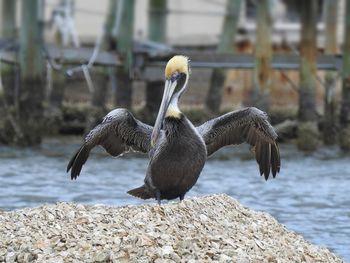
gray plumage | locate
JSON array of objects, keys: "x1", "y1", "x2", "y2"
[
  {"x1": 67, "y1": 109, "x2": 152, "y2": 179},
  {"x1": 139, "y1": 115, "x2": 207, "y2": 200},
  {"x1": 197, "y1": 107, "x2": 280, "y2": 180},
  {"x1": 67, "y1": 106, "x2": 280, "y2": 201},
  {"x1": 67, "y1": 55, "x2": 280, "y2": 203}
]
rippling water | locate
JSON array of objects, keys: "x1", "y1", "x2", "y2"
[{"x1": 0, "y1": 137, "x2": 349, "y2": 261}]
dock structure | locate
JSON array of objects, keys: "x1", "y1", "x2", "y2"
[
  {"x1": 145, "y1": 52, "x2": 342, "y2": 71},
  {"x1": 0, "y1": 40, "x2": 342, "y2": 76}
]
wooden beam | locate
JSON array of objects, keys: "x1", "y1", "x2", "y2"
[
  {"x1": 0, "y1": 42, "x2": 342, "y2": 71},
  {"x1": 0, "y1": 43, "x2": 121, "y2": 67},
  {"x1": 146, "y1": 53, "x2": 342, "y2": 71}
]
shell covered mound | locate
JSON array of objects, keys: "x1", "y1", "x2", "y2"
[{"x1": 0, "y1": 195, "x2": 344, "y2": 263}]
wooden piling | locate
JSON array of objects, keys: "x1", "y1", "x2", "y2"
[
  {"x1": 0, "y1": 0, "x2": 16, "y2": 107},
  {"x1": 323, "y1": 0, "x2": 339, "y2": 145},
  {"x1": 1, "y1": 0, "x2": 16, "y2": 37},
  {"x1": 340, "y1": 0, "x2": 350, "y2": 150},
  {"x1": 148, "y1": 0, "x2": 167, "y2": 43},
  {"x1": 253, "y1": 0, "x2": 272, "y2": 112},
  {"x1": 114, "y1": 0, "x2": 135, "y2": 109},
  {"x1": 85, "y1": 0, "x2": 118, "y2": 131},
  {"x1": 145, "y1": 0, "x2": 167, "y2": 124},
  {"x1": 205, "y1": 0, "x2": 241, "y2": 114},
  {"x1": 46, "y1": 1, "x2": 71, "y2": 133},
  {"x1": 18, "y1": 0, "x2": 45, "y2": 145},
  {"x1": 0, "y1": 0, "x2": 17, "y2": 144},
  {"x1": 297, "y1": 0, "x2": 320, "y2": 151}
]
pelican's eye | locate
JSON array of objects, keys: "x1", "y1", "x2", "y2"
[{"x1": 170, "y1": 71, "x2": 181, "y2": 82}]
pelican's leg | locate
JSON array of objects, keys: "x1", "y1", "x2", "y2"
[
  {"x1": 179, "y1": 194, "x2": 185, "y2": 202},
  {"x1": 155, "y1": 189, "x2": 161, "y2": 205}
]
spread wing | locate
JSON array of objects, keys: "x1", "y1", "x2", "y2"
[
  {"x1": 197, "y1": 107, "x2": 280, "y2": 180},
  {"x1": 67, "y1": 108, "x2": 152, "y2": 179}
]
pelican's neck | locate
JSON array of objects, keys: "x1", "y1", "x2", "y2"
[
  {"x1": 165, "y1": 97, "x2": 181, "y2": 118},
  {"x1": 165, "y1": 74, "x2": 188, "y2": 119}
]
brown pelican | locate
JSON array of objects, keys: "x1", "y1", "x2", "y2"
[{"x1": 67, "y1": 55, "x2": 280, "y2": 204}]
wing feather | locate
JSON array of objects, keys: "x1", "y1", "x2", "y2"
[
  {"x1": 271, "y1": 143, "x2": 280, "y2": 177},
  {"x1": 197, "y1": 107, "x2": 280, "y2": 180},
  {"x1": 67, "y1": 109, "x2": 152, "y2": 179}
]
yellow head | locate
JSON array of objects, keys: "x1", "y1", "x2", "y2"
[{"x1": 165, "y1": 55, "x2": 189, "y2": 79}]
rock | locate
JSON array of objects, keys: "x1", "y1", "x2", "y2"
[
  {"x1": 5, "y1": 252, "x2": 17, "y2": 263},
  {"x1": 274, "y1": 119, "x2": 297, "y2": 141},
  {"x1": 0, "y1": 195, "x2": 345, "y2": 263},
  {"x1": 160, "y1": 245, "x2": 174, "y2": 256},
  {"x1": 339, "y1": 126, "x2": 350, "y2": 150},
  {"x1": 219, "y1": 254, "x2": 232, "y2": 262},
  {"x1": 46, "y1": 256, "x2": 64, "y2": 263},
  {"x1": 297, "y1": 121, "x2": 320, "y2": 151},
  {"x1": 17, "y1": 252, "x2": 36, "y2": 263},
  {"x1": 67, "y1": 210, "x2": 76, "y2": 219},
  {"x1": 93, "y1": 251, "x2": 110, "y2": 262},
  {"x1": 137, "y1": 235, "x2": 154, "y2": 247}
]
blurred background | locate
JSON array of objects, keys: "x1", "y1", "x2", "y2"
[{"x1": 0, "y1": 0, "x2": 349, "y2": 261}]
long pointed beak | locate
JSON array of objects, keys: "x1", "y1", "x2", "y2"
[{"x1": 151, "y1": 79, "x2": 177, "y2": 147}]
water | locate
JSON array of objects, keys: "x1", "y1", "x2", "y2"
[{"x1": 0, "y1": 137, "x2": 349, "y2": 261}]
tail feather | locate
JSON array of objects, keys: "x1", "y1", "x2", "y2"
[
  {"x1": 127, "y1": 185, "x2": 153, "y2": 200},
  {"x1": 67, "y1": 145, "x2": 91, "y2": 180}
]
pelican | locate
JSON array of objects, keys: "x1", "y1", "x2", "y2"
[{"x1": 67, "y1": 55, "x2": 280, "y2": 204}]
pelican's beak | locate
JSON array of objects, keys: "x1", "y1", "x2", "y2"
[{"x1": 151, "y1": 79, "x2": 177, "y2": 147}]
